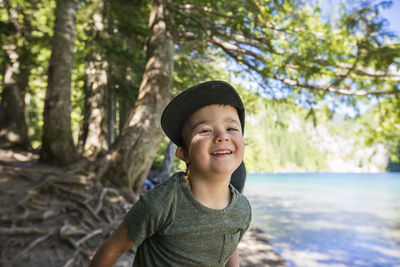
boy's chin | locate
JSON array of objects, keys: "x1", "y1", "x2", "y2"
[{"x1": 210, "y1": 166, "x2": 237, "y2": 177}]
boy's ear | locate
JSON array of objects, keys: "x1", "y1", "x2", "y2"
[{"x1": 175, "y1": 146, "x2": 187, "y2": 162}]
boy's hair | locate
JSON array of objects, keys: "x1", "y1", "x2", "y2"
[{"x1": 161, "y1": 81, "x2": 245, "y2": 147}]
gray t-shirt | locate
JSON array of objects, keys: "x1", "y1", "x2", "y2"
[{"x1": 124, "y1": 172, "x2": 252, "y2": 267}]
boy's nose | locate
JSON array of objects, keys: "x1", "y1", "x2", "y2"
[{"x1": 215, "y1": 131, "x2": 229, "y2": 142}]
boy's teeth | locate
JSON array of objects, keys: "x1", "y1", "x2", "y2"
[{"x1": 211, "y1": 150, "x2": 231, "y2": 155}]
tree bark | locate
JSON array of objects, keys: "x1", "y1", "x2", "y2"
[
  {"x1": 40, "y1": 0, "x2": 79, "y2": 164},
  {"x1": 104, "y1": 0, "x2": 116, "y2": 146},
  {"x1": 97, "y1": 0, "x2": 174, "y2": 193},
  {"x1": 106, "y1": 70, "x2": 116, "y2": 145},
  {"x1": 79, "y1": 55, "x2": 109, "y2": 157},
  {"x1": 118, "y1": 86, "x2": 136, "y2": 132},
  {"x1": 0, "y1": 6, "x2": 31, "y2": 150},
  {"x1": 78, "y1": 0, "x2": 110, "y2": 157}
]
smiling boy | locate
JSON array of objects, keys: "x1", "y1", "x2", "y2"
[{"x1": 89, "y1": 81, "x2": 252, "y2": 267}]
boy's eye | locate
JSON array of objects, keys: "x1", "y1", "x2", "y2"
[
  {"x1": 199, "y1": 129, "x2": 211, "y2": 133},
  {"x1": 227, "y1": 127, "x2": 239, "y2": 131}
]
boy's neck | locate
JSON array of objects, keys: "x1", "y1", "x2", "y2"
[{"x1": 186, "y1": 173, "x2": 232, "y2": 210}]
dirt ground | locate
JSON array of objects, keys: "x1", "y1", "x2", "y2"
[
  {"x1": 239, "y1": 228, "x2": 286, "y2": 266},
  {"x1": 0, "y1": 148, "x2": 285, "y2": 266}
]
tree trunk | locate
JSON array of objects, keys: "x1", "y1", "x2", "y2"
[
  {"x1": 104, "y1": 0, "x2": 116, "y2": 146},
  {"x1": 118, "y1": 86, "x2": 136, "y2": 132},
  {"x1": 106, "y1": 71, "x2": 116, "y2": 145},
  {"x1": 97, "y1": 0, "x2": 174, "y2": 193},
  {"x1": 0, "y1": 6, "x2": 31, "y2": 150},
  {"x1": 40, "y1": 0, "x2": 78, "y2": 164},
  {"x1": 78, "y1": 0, "x2": 111, "y2": 157},
  {"x1": 79, "y1": 55, "x2": 109, "y2": 157}
]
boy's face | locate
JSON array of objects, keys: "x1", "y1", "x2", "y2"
[{"x1": 176, "y1": 104, "x2": 244, "y2": 178}]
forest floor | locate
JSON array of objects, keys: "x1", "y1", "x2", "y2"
[{"x1": 0, "y1": 148, "x2": 285, "y2": 267}]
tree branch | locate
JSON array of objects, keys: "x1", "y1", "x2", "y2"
[
  {"x1": 275, "y1": 76, "x2": 400, "y2": 96},
  {"x1": 324, "y1": 44, "x2": 361, "y2": 91},
  {"x1": 171, "y1": 2, "x2": 400, "y2": 97}
]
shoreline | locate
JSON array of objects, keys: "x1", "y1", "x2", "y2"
[{"x1": 239, "y1": 228, "x2": 286, "y2": 267}]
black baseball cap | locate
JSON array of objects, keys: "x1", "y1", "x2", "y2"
[{"x1": 161, "y1": 81, "x2": 245, "y2": 146}]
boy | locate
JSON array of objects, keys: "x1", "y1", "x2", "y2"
[{"x1": 89, "y1": 81, "x2": 252, "y2": 267}]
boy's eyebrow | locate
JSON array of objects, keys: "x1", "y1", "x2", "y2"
[
  {"x1": 191, "y1": 120, "x2": 211, "y2": 131},
  {"x1": 224, "y1": 117, "x2": 241, "y2": 125},
  {"x1": 191, "y1": 117, "x2": 240, "y2": 131}
]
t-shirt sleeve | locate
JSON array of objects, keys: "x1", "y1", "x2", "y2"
[{"x1": 123, "y1": 179, "x2": 176, "y2": 246}]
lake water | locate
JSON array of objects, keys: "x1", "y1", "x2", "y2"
[{"x1": 244, "y1": 173, "x2": 400, "y2": 267}]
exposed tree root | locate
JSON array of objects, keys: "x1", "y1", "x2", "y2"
[
  {"x1": 0, "y1": 151, "x2": 136, "y2": 266},
  {"x1": 17, "y1": 231, "x2": 53, "y2": 257}
]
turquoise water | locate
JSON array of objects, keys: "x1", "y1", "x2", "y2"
[{"x1": 244, "y1": 173, "x2": 400, "y2": 267}]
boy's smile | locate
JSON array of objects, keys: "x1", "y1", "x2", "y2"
[
  {"x1": 177, "y1": 104, "x2": 244, "y2": 180},
  {"x1": 210, "y1": 149, "x2": 232, "y2": 156}
]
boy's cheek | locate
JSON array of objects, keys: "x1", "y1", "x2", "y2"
[
  {"x1": 237, "y1": 137, "x2": 245, "y2": 149},
  {"x1": 235, "y1": 140, "x2": 245, "y2": 156}
]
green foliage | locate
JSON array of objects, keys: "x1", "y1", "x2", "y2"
[
  {"x1": 360, "y1": 94, "x2": 400, "y2": 163},
  {"x1": 176, "y1": 0, "x2": 398, "y2": 98},
  {"x1": 27, "y1": 0, "x2": 55, "y2": 148},
  {"x1": 243, "y1": 95, "x2": 329, "y2": 172},
  {"x1": 0, "y1": 0, "x2": 55, "y2": 147}
]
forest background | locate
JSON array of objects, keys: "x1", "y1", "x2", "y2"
[
  {"x1": 0, "y1": 0, "x2": 400, "y2": 265},
  {"x1": 1, "y1": 0, "x2": 400, "y2": 179}
]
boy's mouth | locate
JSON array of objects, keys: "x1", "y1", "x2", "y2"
[{"x1": 210, "y1": 149, "x2": 232, "y2": 155}]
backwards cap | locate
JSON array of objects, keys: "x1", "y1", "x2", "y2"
[{"x1": 161, "y1": 81, "x2": 245, "y2": 146}]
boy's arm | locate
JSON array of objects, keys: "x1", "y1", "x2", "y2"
[
  {"x1": 89, "y1": 222, "x2": 134, "y2": 267},
  {"x1": 225, "y1": 249, "x2": 239, "y2": 267}
]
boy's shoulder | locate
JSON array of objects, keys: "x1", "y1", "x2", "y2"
[
  {"x1": 140, "y1": 172, "x2": 183, "y2": 204},
  {"x1": 153, "y1": 171, "x2": 183, "y2": 191},
  {"x1": 231, "y1": 185, "x2": 251, "y2": 208}
]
